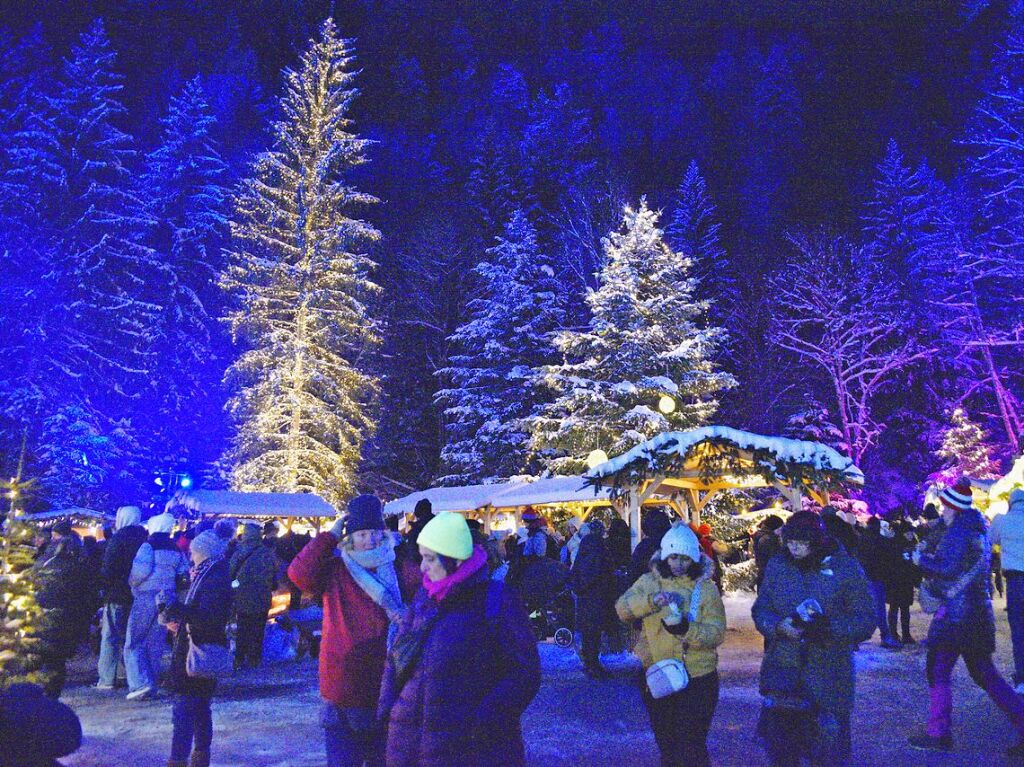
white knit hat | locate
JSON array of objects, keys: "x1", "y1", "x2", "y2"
[
  {"x1": 146, "y1": 513, "x2": 176, "y2": 535},
  {"x1": 660, "y1": 524, "x2": 701, "y2": 562}
]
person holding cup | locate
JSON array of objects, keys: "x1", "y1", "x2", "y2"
[
  {"x1": 616, "y1": 524, "x2": 726, "y2": 767},
  {"x1": 752, "y1": 510, "x2": 875, "y2": 766}
]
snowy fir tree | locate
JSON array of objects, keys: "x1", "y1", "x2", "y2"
[
  {"x1": 784, "y1": 399, "x2": 849, "y2": 455},
  {"x1": 861, "y1": 139, "x2": 950, "y2": 308},
  {"x1": 436, "y1": 209, "x2": 566, "y2": 484},
  {"x1": 1, "y1": 21, "x2": 157, "y2": 504},
  {"x1": 935, "y1": 407, "x2": 1001, "y2": 483},
  {"x1": 530, "y1": 199, "x2": 735, "y2": 474},
  {"x1": 951, "y1": 26, "x2": 1024, "y2": 454},
  {"x1": 142, "y1": 77, "x2": 230, "y2": 470},
  {"x1": 666, "y1": 160, "x2": 735, "y2": 326},
  {"x1": 0, "y1": 514, "x2": 47, "y2": 690},
  {"x1": 222, "y1": 19, "x2": 381, "y2": 509}
]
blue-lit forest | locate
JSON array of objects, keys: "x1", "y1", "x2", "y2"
[{"x1": 2, "y1": 1, "x2": 1024, "y2": 513}]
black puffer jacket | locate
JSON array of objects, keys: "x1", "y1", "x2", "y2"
[{"x1": 100, "y1": 525, "x2": 148, "y2": 605}]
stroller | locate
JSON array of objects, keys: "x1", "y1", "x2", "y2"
[{"x1": 526, "y1": 587, "x2": 576, "y2": 648}]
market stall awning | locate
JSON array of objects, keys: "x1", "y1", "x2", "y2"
[
  {"x1": 171, "y1": 490, "x2": 337, "y2": 519},
  {"x1": 383, "y1": 483, "x2": 507, "y2": 517},
  {"x1": 20, "y1": 507, "x2": 113, "y2": 526},
  {"x1": 587, "y1": 425, "x2": 863, "y2": 496},
  {"x1": 585, "y1": 425, "x2": 863, "y2": 547},
  {"x1": 383, "y1": 476, "x2": 612, "y2": 519}
]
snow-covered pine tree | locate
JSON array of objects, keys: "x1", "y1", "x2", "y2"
[
  {"x1": 783, "y1": 398, "x2": 850, "y2": 455},
  {"x1": 436, "y1": 209, "x2": 565, "y2": 484},
  {"x1": 11, "y1": 21, "x2": 158, "y2": 504},
  {"x1": 951, "y1": 26, "x2": 1024, "y2": 453},
  {"x1": 666, "y1": 160, "x2": 736, "y2": 327},
  {"x1": 530, "y1": 199, "x2": 735, "y2": 474},
  {"x1": 223, "y1": 19, "x2": 381, "y2": 510},
  {"x1": 861, "y1": 139, "x2": 950, "y2": 308},
  {"x1": 143, "y1": 77, "x2": 230, "y2": 470},
  {"x1": 935, "y1": 407, "x2": 1001, "y2": 483}
]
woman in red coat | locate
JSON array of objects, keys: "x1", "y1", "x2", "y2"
[{"x1": 288, "y1": 495, "x2": 418, "y2": 767}]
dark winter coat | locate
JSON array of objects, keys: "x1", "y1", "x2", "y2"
[
  {"x1": 32, "y1": 538, "x2": 90, "y2": 656},
  {"x1": 884, "y1": 530, "x2": 920, "y2": 606},
  {"x1": 629, "y1": 514, "x2": 672, "y2": 584},
  {"x1": 752, "y1": 543, "x2": 875, "y2": 719},
  {"x1": 753, "y1": 530, "x2": 783, "y2": 583},
  {"x1": 229, "y1": 539, "x2": 279, "y2": 616},
  {"x1": 164, "y1": 557, "x2": 232, "y2": 697},
  {"x1": 571, "y1": 532, "x2": 616, "y2": 617},
  {"x1": 855, "y1": 529, "x2": 895, "y2": 585},
  {"x1": 287, "y1": 532, "x2": 419, "y2": 708},
  {"x1": 919, "y1": 509, "x2": 995, "y2": 655},
  {"x1": 378, "y1": 569, "x2": 541, "y2": 767},
  {"x1": 100, "y1": 525, "x2": 148, "y2": 605}
]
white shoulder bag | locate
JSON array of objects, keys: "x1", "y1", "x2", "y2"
[{"x1": 645, "y1": 578, "x2": 706, "y2": 699}]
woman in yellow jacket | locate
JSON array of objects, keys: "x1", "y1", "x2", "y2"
[{"x1": 616, "y1": 524, "x2": 727, "y2": 767}]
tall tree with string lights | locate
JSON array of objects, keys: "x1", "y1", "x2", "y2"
[{"x1": 222, "y1": 19, "x2": 381, "y2": 509}]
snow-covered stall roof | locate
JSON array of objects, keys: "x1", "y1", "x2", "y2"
[
  {"x1": 489, "y1": 476, "x2": 609, "y2": 507},
  {"x1": 383, "y1": 483, "x2": 506, "y2": 517},
  {"x1": 587, "y1": 425, "x2": 864, "y2": 489},
  {"x1": 171, "y1": 490, "x2": 337, "y2": 519},
  {"x1": 383, "y1": 476, "x2": 610, "y2": 517},
  {"x1": 21, "y1": 508, "x2": 112, "y2": 525}
]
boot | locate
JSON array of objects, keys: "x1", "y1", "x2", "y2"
[
  {"x1": 887, "y1": 613, "x2": 900, "y2": 644},
  {"x1": 189, "y1": 751, "x2": 210, "y2": 767}
]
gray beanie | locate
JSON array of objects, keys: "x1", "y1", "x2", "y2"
[{"x1": 190, "y1": 530, "x2": 227, "y2": 563}]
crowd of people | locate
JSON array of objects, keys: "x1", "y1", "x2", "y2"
[{"x1": 8, "y1": 475, "x2": 1024, "y2": 766}]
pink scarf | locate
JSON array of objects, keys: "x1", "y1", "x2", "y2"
[{"x1": 423, "y1": 545, "x2": 488, "y2": 603}]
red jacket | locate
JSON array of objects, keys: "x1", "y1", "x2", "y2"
[{"x1": 288, "y1": 533, "x2": 418, "y2": 708}]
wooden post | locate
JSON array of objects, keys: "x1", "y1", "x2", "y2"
[
  {"x1": 626, "y1": 490, "x2": 642, "y2": 551},
  {"x1": 484, "y1": 509, "x2": 493, "y2": 534}
]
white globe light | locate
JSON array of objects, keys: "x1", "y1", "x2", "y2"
[
  {"x1": 658, "y1": 395, "x2": 677, "y2": 414},
  {"x1": 586, "y1": 449, "x2": 609, "y2": 470}
]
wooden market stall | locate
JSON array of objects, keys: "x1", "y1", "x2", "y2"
[
  {"x1": 383, "y1": 476, "x2": 668, "y2": 533},
  {"x1": 586, "y1": 425, "x2": 864, "y2": 548},
  {"x1": 168, "y1": 489, "x2": 337, "y2": 533},
  {"x1": 19, "y1": 507, "x2": 114, "y2": 539}
]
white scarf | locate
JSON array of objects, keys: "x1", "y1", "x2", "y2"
[{"x1": 340, "y1": 538, "x2": 406, "y2": 623}]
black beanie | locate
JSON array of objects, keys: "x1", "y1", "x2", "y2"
[
  {"x1": 345, "y1": 494, "x2": 384, "y2": 536},
  {"x1": 414, "y1": 498, "x2": 433, "y2": 519}
]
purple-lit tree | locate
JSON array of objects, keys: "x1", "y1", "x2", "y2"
[
  {"x1": 954, "y1": 26, "x2": 1024, "y2": 454},
  {"x1": 770, "y1": 235, "x2": 933, "y2": 464}
]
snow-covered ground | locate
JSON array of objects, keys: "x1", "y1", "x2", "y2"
[{"x1": 61, "y1": 593, "x2": 1017, "y2": 766}]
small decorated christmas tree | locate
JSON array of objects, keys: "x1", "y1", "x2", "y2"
[
  {"x1": 935, "y1": 407, "x2": 1000, "y2": 484},
  {"x1": 0, "y1": 513, "x2": 46, "y2": 688}
]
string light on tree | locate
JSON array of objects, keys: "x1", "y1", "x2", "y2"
[
  {"x1": 658, "y1": 395, "x2": 677, "y2": 414},
  {"x1": 586, "y1": 449, "x2": 609, "y2": 470}
]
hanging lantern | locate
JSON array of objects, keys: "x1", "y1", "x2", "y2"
[
  {"x1": 658, "y1": 395, "x2": 677, "y2": 414},
  {"x1": 586, "y1": 449, "x2": 609, "y2": 470}
]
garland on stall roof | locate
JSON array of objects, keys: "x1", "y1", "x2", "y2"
[{"x1": 587, "y1": 436, "x2": 855, "y2": 498}]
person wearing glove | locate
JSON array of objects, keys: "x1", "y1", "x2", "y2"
[
  {"x1": 288, "y1": 495, "x2": 420, "y2": 767},
  {"x1": 752, "y1": 510, "x2": 875, "y2": 766},
  {"x1": 616, "y1": 523, "x2": 726, "y2": 767}
]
